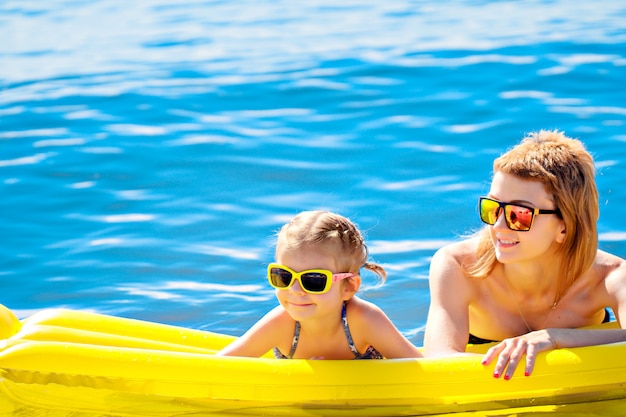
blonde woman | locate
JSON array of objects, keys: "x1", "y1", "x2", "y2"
[{"x1": 424, "y1": 130, "x2": 626, "y2": 379}]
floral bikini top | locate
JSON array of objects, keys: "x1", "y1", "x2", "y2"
[{"x1": 273, "y1": 302, "x2": 384, "y2": 360}]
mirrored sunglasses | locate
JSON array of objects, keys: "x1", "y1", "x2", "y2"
[{"x1": 478, "y1": 196, "x2": 560, "y2": 232}]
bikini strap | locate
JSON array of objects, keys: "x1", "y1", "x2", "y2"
[
  {"x1": 341, "y1": 301, "x2": 362, "y2": 358},
  {"x1": 273, "y1": 320, "x2": 301, "y2": 359},
  {"x1": 286, "y1": 321, "x2": 300, "y2": 359}
]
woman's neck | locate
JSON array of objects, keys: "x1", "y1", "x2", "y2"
[{"x1": 500, "y1": 259, "x2": 560, "y2": 299}]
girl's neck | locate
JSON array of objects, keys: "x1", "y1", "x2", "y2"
[{"x1": 296, "y1": 303, "x2": 346, "y2": 336}]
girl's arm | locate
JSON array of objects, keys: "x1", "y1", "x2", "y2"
[{"x1": 216, "y1": 306, "x2": 287, "y2": 357}]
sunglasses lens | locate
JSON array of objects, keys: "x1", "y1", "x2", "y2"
[
  {"x1": 479, "y1": 198, "x2": 500, "y2": 225},
  {"x1": 269, "y1": 267, "x2": 293, "y2": 288},
  {"x1": 300, "y1": 272, "x2": 329, "y2": 293},
  {"x1": 505, "y1": 205, "x2": 533, "y2": 231}
]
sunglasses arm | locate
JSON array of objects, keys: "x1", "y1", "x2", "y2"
[{"x1": 332, "y1": 273, "x2": 355, "y2": 282}]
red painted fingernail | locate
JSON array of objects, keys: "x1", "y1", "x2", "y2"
[
  {"x1": 504, "y1": 375, "x2": 511, "y2": 381},
  {"x1": 493, "y1": 372, "x2": 500, "y2": 378},
  {"x1": 525, "y1": 371, "x2": 530, "y2": 377},
  {"x1": 481, "y1": 360, "x2": 487, "y2": 365}
]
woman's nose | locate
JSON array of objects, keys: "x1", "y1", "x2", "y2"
[{"x1": 492, "y1": 207, "x2": 509, "y2": 230}]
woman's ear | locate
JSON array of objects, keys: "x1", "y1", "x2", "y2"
[
  {"x1": 342, "y1": 275, "x2": 361, "y2": 300},
  {"x1": 555, "y1": 224, "x2": 567, "y2": 244}
]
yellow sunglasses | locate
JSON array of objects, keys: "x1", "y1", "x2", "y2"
[{"x1": 267, "y1": 263, "x2": 354, "y2": 294}]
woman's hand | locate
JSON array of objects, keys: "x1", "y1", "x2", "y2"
[{"x1": 481, "y1": 329, "x2": 558, "y2": 380}]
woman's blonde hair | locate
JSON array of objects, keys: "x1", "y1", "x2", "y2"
[
  {"x1": 276, "y1": 210, "x2": 386, "y2": 283},
  {"x1": 466, "y1": 130, "x2": 598, "y2": 304}
]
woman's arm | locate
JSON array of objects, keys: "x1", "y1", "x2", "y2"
[
  {"x1": 481, "y1": 327, "x2": 626, "y2": 380},
  {"x1": 483, "y1": 253, "x2": 626, "y2": 379},
  {"x1": 423, "y1": 243, "x2": 477, "y2": 357}
]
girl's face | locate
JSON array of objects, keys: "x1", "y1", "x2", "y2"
[
  {"x1": 273, "y1": 246, "x2": 357, "y2": 323},
  {"x1": 487, "y1": 172, "x2": 566, "y2": 264}
]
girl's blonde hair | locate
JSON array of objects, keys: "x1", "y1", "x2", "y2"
[
  {"x1": 466, "y1": 130, "x2": 598, "y2": 304},
  {"x1": 276, "y1": 210, "x2": 386, "y2": 283}
]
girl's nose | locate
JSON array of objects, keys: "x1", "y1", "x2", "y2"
[{"x1": 288, "y1": 278, "x2": 306, "y2": 294}]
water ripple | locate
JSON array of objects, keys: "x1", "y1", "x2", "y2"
[{"x1": 0, "y1": 153, "x2": 49, "y2": 167}]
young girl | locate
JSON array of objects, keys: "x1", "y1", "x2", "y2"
[
  {"x1": 217, "y1": 210, "x2": 422, "y2": 359},
  {"x1": 424, "y1": 130, "x2": 626, "y2": 379}
]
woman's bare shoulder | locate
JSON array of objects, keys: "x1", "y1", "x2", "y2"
[
  {"x1": 594, "y1": 249, "x2": 626, "y2": 289},
  {"x1": 433, "y1": 236, "x2": 479, "y2": 263},
  {"x1": 429, "y1": 237, "x2": 482, "y2": 292},
  {"x1": 596, "y1": 249, "x2": 626, "y2": 267}
]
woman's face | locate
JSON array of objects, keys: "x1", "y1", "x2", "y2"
[{"x1": 487, "y1": 172, "x2": 566, "y2": 264}]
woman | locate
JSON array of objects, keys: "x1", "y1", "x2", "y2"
[{"x1": 423, "y1": 130, "x2": 626, "y2": 379}]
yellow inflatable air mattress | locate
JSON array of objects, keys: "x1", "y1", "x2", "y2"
[{"x1": 0, "y1": 304, "x2": 625, "y2": 416}]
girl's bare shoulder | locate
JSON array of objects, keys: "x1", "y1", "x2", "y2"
[{"x1": 345, "y1": 297, "x2": 391, "y2": 328}]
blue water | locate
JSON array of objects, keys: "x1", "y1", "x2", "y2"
[{"x1": 2, "y1": 0, "x2": 626, "y2": 356}]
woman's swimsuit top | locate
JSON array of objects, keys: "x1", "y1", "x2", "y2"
[
  {"x1": 468, "y1": 308, "x2": 613, "y2": 345},
  {"x1": 273, "y1": 302, "x2": 384, "y2": 359}
]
